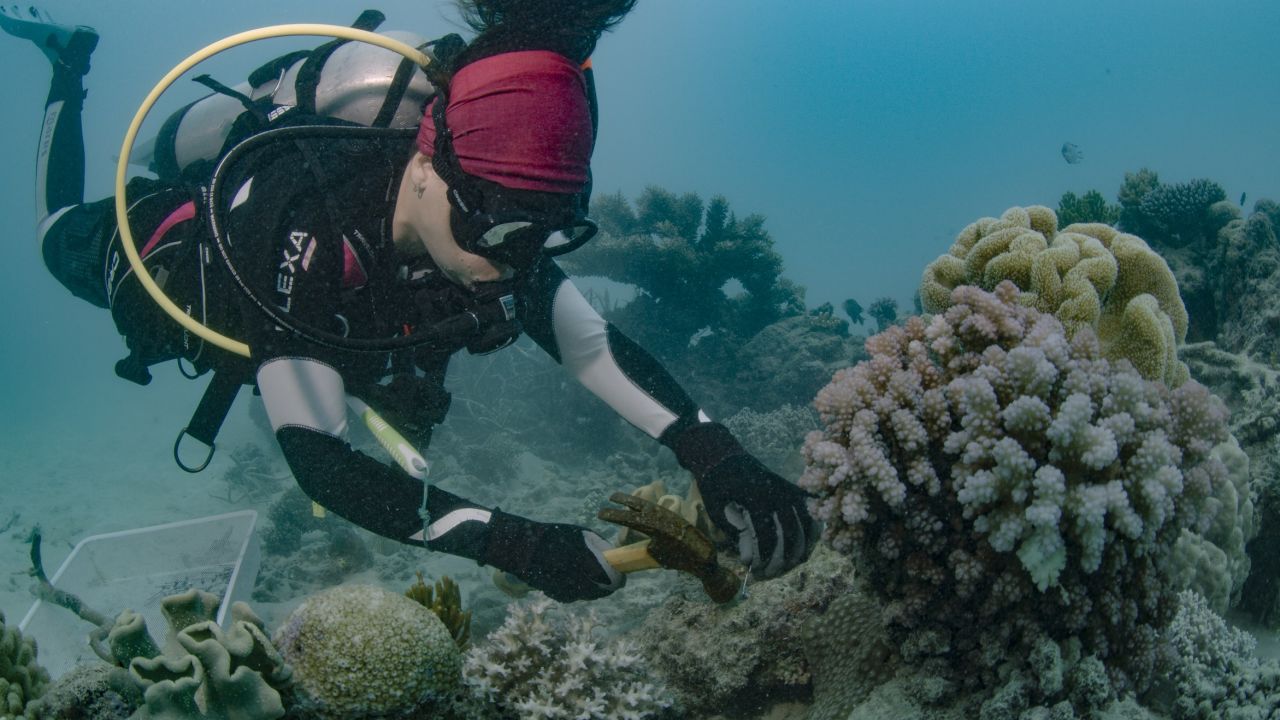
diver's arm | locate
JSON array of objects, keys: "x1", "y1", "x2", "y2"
[
  {"x1": 517, "y1": 257, "x2": 818, "y2": 578},
  {"x1": 255, "y1": 356, "x2": 428, "y2": 543},
  {"x1": 516, "y1": 257, "x2": 706, "y2": 439}
]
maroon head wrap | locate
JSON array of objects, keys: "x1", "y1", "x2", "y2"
[{"x1": 417, "y1": 50, "x2": 593, "y2": 195}]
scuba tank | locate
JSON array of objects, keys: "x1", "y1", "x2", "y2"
[{"x1": 129, "y1": 28, "x2": 434, "y2": 181}]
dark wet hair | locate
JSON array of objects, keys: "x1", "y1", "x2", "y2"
[{"x1": 454, "y1": 0, "x2": 638, "y2": 64}]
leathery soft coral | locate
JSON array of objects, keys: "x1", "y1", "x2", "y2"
[
  {"x1": 800, "y1": 281, "x2": 1243, "y2": 697},
  {"x1": 461, "y1": 594, "x2": 673, "y2": 720}
]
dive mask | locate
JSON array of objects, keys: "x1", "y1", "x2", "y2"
[{"x1": 430, "y1": 89, "x2": 598, "y2": 270}]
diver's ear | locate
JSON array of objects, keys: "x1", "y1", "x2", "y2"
[{"x1": 407, "y1": 151, "x2": 434, "y2": 194}]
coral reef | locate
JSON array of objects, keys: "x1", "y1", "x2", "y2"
[
  {"x1": 406, "y1": 573, "x2": 472, "y2": 649},
  {"x1": 1057, "y1": 189, "x2": 1120, "y2": 227},
  {"x1": 31, "y1": 663, "x2": 138, "y2": 720},
  {"x1": 721, "y1": 403, "x2": 819, "y2": 478},
  {"x1": 565, "y1": 187, "x2": 805, "y2": 365},
  {"x1": 803, "y1": 590, "x2": 899, "y2": 720},
  {"x1": 799, "y1": 282, "x2": 1250, "y2": 701},
  {"x1": 635, "y1": 545, "x2": 856, "y2": 715},
  {"x1": 1181, "y1": 342, "x2": 1280, "y2": 628},
  {"x1": 1113, "y1": 170, "x2": 1280, "y2": 354},
  {"x1": 730, "y1": 312, "x2": 867, "y2": 413},
  {"x1": 460, "y1": 594, "x2": 673, "y2": 719},
  {"x1": 123, "y1": 590, "x2": 292, "y2": 720},
  {"x1": 919, "y1": 205, "x2": 1189, "y2": 386},
  {"x1": 1150, "y1": 590, "x2": 1280, "y2": 719},
  {"x1": 1117, "y1": 170, "x2": 1228, "y2": 248},
  {"x1": 1, "y1": 609, "x2": 50, "y2": 718},
  {"x1": 868, "y1": 297, "x2": 899, "y2": 332},
  {"x1": 272, "y1": 584, "x2": 460, "y2": 719}
]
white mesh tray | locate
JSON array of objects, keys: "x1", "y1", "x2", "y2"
[{"x1": 19, "y1": 510, "x2": 260, "y2": 679}]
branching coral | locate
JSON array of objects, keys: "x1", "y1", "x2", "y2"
[
  {"x1": 920, "y1": 205, "x2": 1189, "y2": 386},
  {"x1": 800, "y1": 282, "x2": 1247, "y2": 699},
  {"x1": 461, "y1": 594, "x2": 673, "y2": 719}
]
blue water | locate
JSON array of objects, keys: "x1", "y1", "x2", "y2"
[{"x1": 0, "y1": 1, "x2": 1277, "y2": 716}]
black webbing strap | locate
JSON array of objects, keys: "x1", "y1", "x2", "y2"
[
  {"x1": 430, "y1": 90, "x2": 485, "y2": 215},
  {"x1": 371, "y1": 57, "x2": 418, "y2": 128},
  {"x1": 173, "y1": 368, "x2": 247, "y2": 473},
  {"x1": 296, "y1": 9, "x2": 386, "y2": 115}
]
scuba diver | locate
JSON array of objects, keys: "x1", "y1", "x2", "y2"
[{"x1": 2, "y1": 0, "x2": 818, "y2": 603}]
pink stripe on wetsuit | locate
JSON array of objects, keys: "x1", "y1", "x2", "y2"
[{"x1": 140, "y1": 201, "x2": 367, "y2": 288}]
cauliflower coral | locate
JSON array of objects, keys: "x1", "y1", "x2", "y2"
[{"x1": 800, "y1": 281, "x2": 1245, "y2": 694}]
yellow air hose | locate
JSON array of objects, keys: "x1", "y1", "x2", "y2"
[{"x1": 113, "y1": 24, "x2": 431, "y2": 359}]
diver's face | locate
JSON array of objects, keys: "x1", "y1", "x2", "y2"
[{"x1": 392, "y1": 153, "x2": 511, "y2": 289}]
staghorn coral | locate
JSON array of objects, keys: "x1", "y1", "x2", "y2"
[
  {"x1": 799, "y1": 282, "x2": 1248, "y2": 700},
  {"x1": 461, "y1": 594, "x2": 673, "y2": 720},
  {"x1": 919, "y1": 205, "x2": 1189, "y2": 387},
  {"x1": 1, "y1": 609, "x2": 50, "y2": 719},
  {"x1": 272, "y1": 584, "x2": 460, "y2": 719}
]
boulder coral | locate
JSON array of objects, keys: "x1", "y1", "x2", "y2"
[
  {"x1": 920, "y1": 205, "x2": 1189, "y2": 387},
  {"x1": 272, "y1": 584, "x2": 461, "y2": 719},
  {"x1": 800, "y1": 282, "x2": 1249, "y2": 698}
]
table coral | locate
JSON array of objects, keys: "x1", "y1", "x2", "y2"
[
  {"x1": 272, "y1": 584, "x2": 460, "y2": 719},
  {"x1": 800, "y1": 281, "x2": 1248, "y2": 700},
  {"x1": 920, "y1": 205, "x2": 1189, "y2": 387}
]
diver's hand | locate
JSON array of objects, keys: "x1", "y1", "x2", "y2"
[
  {"x1": 669, "y1": 422, "x2": 818, "y2": 578},
  {"x1": 480, "y1": 511, "x2": 625, "y2": 602},
  {"x1": 423, "y1": 487, "x2": 624, "y2": 602}
]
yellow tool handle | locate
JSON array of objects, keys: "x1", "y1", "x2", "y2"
[{"x1": 603, "y1": 540, "x2": 661, "y2": 573}]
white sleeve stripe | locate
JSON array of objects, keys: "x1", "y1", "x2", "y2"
[
  {"x1": 551, "y1": 281, "x2": 678, "y2": 438},
  {"x1": 426, "y1": 508, "x2": 493, "y2": 540},
  {"x1": 230, "y1": 177, "x2": 254, "y2": 210},
  {"x1": 256, "y1": 357, "x2": 349, "y2": 437}
]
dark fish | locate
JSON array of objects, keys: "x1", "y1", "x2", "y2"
[
  {"x1": 1241, "y1": 192, "x2": 1247, "y2": 207},
  {"x1": 1061, "y1": 142, "x2": 1084, "y2": 164}
]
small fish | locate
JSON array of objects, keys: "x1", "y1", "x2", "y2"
[
  {"x1": 1241, "y1": 192, "x2": 1247, "y2": 207},
  {"x1": 1061, "y1": 142, "x2": 1084, "y2": 164}
]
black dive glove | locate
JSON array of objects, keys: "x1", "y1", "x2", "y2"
[
  {"x1": 667, "y1": 422, "x2": 818, "y2": 578},
  {"x1": 423, "y1": 486, "x2": 625, "y2": 602}
]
